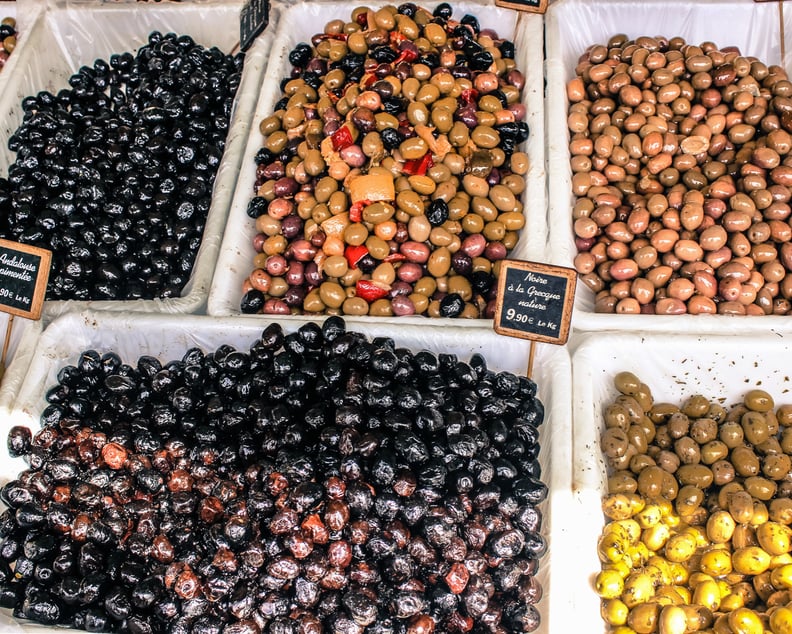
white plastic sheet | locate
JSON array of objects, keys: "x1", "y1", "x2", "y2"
[
  {"x1": 0, "y1": 0, "x2": 278, "y2": 318},
  {"x1": 0, "y1": 1, "x2": 45, "y2": 107},
  {"x1": 544, "y1": 0, "x2": 792, "y2": 334},
  {"x1": 569, "y1": 331, "x2": 792, "y2": 634},
  {"x1": 0, "y1": 314, "x2": 43, "y2": 421},
  {"x1": 10, "y1": 310, "x2": 572, "y2": 634},
  {"x1": 208, "y1": 0, "x2": 547, "y2": 329}
]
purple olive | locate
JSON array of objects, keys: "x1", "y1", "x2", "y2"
[
  {"x1": 281, "y1": 215, "x2": 304, "y2": 240},
  {"x1": 391, "y1": 295, "x2": 416, "y2": 316}
]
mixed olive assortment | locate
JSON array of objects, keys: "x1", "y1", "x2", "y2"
[
  {"x1": 568, "y1": 35, "x2": 792, "y2": 315},
  {"x1": 0, "y1": 32, "x2": 243, "y2": 301},
  {"x1": 241, "y1": 2, "x2": 530, "y2": 318},
  {"x1": 596, "y1": 373, "x2": 792, "y2": 634},
  {"x1": 0, "y1": 318, "x2": 548, "y2": 632},
  {"x1": 0, "y1": 17, "x2": 16, "y2": 69}
]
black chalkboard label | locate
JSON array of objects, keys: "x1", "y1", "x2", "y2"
[
  {"x1": 493, "y1": 260, "x2": 576, "y2": 344},
  {"x1": 0, "y1": 239, "x2": 51, "y2": 320},
  {"x1": 240, "y1": 0, "x2": 269, "y2": 52},
  {"x1": 494, "y1": 0, "x2": 547, "y2": 13}
]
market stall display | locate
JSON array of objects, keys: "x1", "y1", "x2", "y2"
[
  {"x1": 570, "y1": 333, "x2": 792, "y2": 634},
  {"x1": 209, "y1": 0, "x2": 546, "y2": 326},
  {"x1": 545, "y1": 0, "x2": 792, "y2": 333},
  {"x1": 0, "y1": 1, "x2": 275, "y2": 318},
  {"x1": 6, "y1": 311, "x2": 571, "y2": 633}
]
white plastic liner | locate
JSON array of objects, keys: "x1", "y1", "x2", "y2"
[
  {"x1": 209, "y1": 0, "x2": 547, "y2": 328},
  {"x1": 9, "y1": 310, "x2": 572, "y2": 634},
  {"x1": 569, "y1": 331, "x2": 792, "y2": 634},
  {"x1": 0, "y1": 0, "x2": 278, "y2": 317},
  {"x1": 0, "y1": 314, "x2": 43, "y2": 422},
  {"x1": 544, "y1": 0, "x2": 792, "y2": 334},
  {"x1": 0, "y1": 1, "x2": 45, "y2": 104}
]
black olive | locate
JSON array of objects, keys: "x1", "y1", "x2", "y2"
[
  {"x1": 288, "y1": 43, "x2": 312, "y2": 68},
  {"x1": 499, "y1": 40, "x2": 516, "y2": 59},
  {"x1": 7, "y1": 426, "x2": 32, "y2": 458},
  {"x1": 378, "y1": 128, "x2": 401, "y2": 151},
  {"x1": 432, "y1": 2, "x2": 452, "y2": 18},
  {"x1": 439, "y1": 293, "x2": 465, "y2": 318}
]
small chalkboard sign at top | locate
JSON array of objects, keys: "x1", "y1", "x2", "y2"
[
  {"x1": 239, "y1": 0, "x2": 270, "y2": 52},
  {"x1": 0, "y1": 239, "x2": 51, "y2": 321},
  {"x1": 493, "y1": 259, "x2": 576, "y2": 345},
  {"x1": 494, "y1": 0, "x2": 548, "y2": 14}
]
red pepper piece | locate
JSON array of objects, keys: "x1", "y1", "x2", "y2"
[
  {"x1": 363, "y1": 73, "x2": 378, "y2": 88},
  {"x1": 389, "y1": 31, "x2": 408, "y2": 46},
  {"x1": 383, "y1": 253, "x2": 406, "y2": 263},
  {"x1": 356, "y1": 12, "x2": 368, "y2": 26},
  {"x1": 393, "y1": 48, "x2": 418, "y2": 65},
  {"x1": 460, "y1": 87, "x2": 479, "y2": 106},
  {"x1": 356, "y1": 279, "x2": 389, "y2": 303},
  {"x1": 331, "y1": 125, "x2": 354, "y2": 152},
  {"x1": 345, "y1": 245, "x2": 369, "y2": 269},
  {"x1": 402, "y1": 152, "x2": 434, "y2": 176},
  {"x1": 349, "y1": 200, "x2": 370, "y2": 223}
]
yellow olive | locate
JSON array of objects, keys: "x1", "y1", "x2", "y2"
[
  {"x1": 658, "y1": 605, "x2": 687, "y2": 634},
  {"x1": 627, "y1": 602, "x2": 660, "y2": 634},
  {"x1": 664, "y1": 532, "x2": 697, "y2": 563},
  {"x1": 769, "y1": 606, "x2": 792, "y2": 634},
  {"x1": 727, "y1": 607, "x2": 764, "y2": 634},
  {"x1": 692, "y1": 579, "x2": 721, "y2": 612},
  {"x1": 706, "y1": 510, "x2": 736, "y2": 543},
  {"x1": 601, "y1": 598, "x2": 630, "y2": 626},
  {"x1": 595, "y1": 568, "x2": 625, "y2": 599},
  {"x1": 732, "y1": 546, "x2": 772, "y2": 575},
  {"x1": 622, "y1": 571, "x2": 656, "y2": 607},
  {"x1": 699, "y1": 548, "x2": 733, "y2": 577}
]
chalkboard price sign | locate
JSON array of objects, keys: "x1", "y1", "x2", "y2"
[
  {"x1": 493, "y1": 260, "x2": 576, "y2": 344},
  {"x1": 494, "y1": 0, "x2": 548, "y2": 14},
  {"x1": 0, "y1": 239, "x2": 51, "y2": 320},
  {"x1": 239, "y1": 0, "x2": 269, "y2": 52}
]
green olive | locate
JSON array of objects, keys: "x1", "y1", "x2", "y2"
[
  {"x1": 399, "y1": 136, "x2": 429, "y2": 160},
  {"x1": 745, "y1": 389, "x2": 775, "y2": 412},
  {"x1": 430, "y1": 106, "x2": 454, "y2": 133},
  {"x1": 471, "y1": 125, "x2": 500, "y2": 149}
]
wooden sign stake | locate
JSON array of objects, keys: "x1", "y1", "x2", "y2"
[
  {"x1": 493, "y1": 260, "x2": 577, "y2": 380},
  {"x1": 0, "y1": 314, "x2": 13, "y2": 380},
  {"x1": 527, "y1": 340, "x2": 537, "y2": 380}
]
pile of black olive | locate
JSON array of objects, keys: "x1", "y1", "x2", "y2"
[
  {"x1": 1, "y1": 318, "x2": 547, "y2": 633},
  {"x1": 0, "y1": 31, "x2": 243, "y2": 301}
]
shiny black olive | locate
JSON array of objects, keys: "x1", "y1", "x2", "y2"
[{"x1": 433, "y1": 2, "x2": 452, "y2": 18}]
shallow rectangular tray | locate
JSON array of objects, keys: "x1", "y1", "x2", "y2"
[
  {"x1": 208, "y1": 0, "x2": 547, "y2": 328},
  {"x1": 9, "y1": 310, "x2": 572, "y2": 633},
  {"x1": 569, "y1": 331, "x2": 792, "y2": 633},
  {"x1": 0, "y1": 0, "x2": 278, "y2": 318},
  {"x1": 544, "y1": 0, "x2": 792, "y2": 334}
]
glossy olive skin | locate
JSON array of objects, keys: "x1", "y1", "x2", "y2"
[
  {"x1": 597, "y1": 372, "x2": 792, "y2": 634},
  {"x1": 0, "y1": 31, "x2": 244, "y2": 301},
  {"x1": 2, "y1": 317, "x2": 547, "y2": 632},
  {"x1": 569, "y1": 35, "x2": 792, "y2": 317},
  {"x1": 242, "y1": 3, "x2": 530, "y2": 319}
]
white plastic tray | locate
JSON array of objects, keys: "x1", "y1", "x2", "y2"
[
  {"x1": 0, "y1": 0, "x2": 278, "y2": 317},
  {"x1": 0, "y1": 314, "x2": 43, "y2": 422},
  {"x1": 0, "y1": 1, "x2": 44, "y2": 102},
  {"x1": 570, "y1": 331, "x2": 792, "y2": 634},
  {"x1": 545, "y1": 0, "x2": 792, "y2": 334},
  {"x1": 9, "y1": 310, "x2": 572, "y2": 634},
  {"x1": 209, "y1": 0, "x2": 547, "y2": 328}
]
